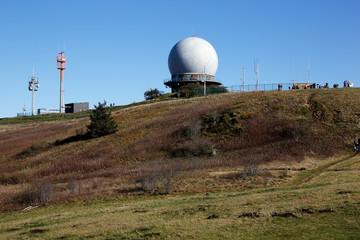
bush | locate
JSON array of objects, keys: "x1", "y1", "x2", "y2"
[
  {"x1": 202, "y1": 108, "x2": 242, "y2": 136},
  {"x1": 87, "y1": 101, "x2": 118, "y2": 138},
  {"x1": 179, "y1": 84, "x2": 228, "y2": 98},
  {"x1": 16, "y1": 142, "x2": 52, "y2": 159},
  {"x1": 170, "y1": 137, "x2": 214, "y2": 158},
  {"x1": 15, "y1": 182, "x2": 53, "y2": 205},
  {"x1": 67, "y1": 180, "x2": 83, "y2": 195},
  {"x1": 207, "y1": 85, "x2": 228, "y2": 94},
  {"x1": 138, "y1": 166, "x2": 179, "y2": 194},
  {"x1": 179, "y1": 83, "x2": 201, "y2": 98},
  {"x1": 144, "y1": 88, "x2": 161, "y2": 100},
  {"x1": 242, "y1": 161, "x2": 260, "y2": 179}
]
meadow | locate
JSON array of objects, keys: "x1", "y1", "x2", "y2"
[{"x1": 0, "y1": 88, "x2": 359, "y2": 239}]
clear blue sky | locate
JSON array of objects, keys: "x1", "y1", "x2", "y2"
[{"x1": 0, "y1": 0, "x2": 359, "y2": 118}]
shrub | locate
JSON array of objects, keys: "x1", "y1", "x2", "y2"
[
  {"x1": 15, "y1": 182, "x2": 53, "y2": 205},
  {"x1": 15, "y1": 142, "x2": 52, "y2": 159},
  {"x1": 179, "y1": 84, "x2": 228, "y2": 98},
  {"x1": 87, "y1": 101, "x2": 118, "y2": 138},
  {"x1": 139, "y1": 172, "x2": 173, "y2": 194},
  {"x1": 140, "y1": 174, "x2": 158, "y2": 192},
  {"x1": 67, "y1": 180, "x2": 84, "y2": 194},
  {"x1": 137, "y1": 161, "x2": 187, "y2": 194},
  {"x1": 202, "y1": 108, "x2": 242, "y2": 136},
  {"x1": 179, "y1": 83, "x2": 201, "y2": 98},
  {"x1": 175, "y1": 120, "x2": 202, "y2": 140},
  {"x1": 207, "y1": 85, "x2": 228, "y2": 94},
  {"x1": 170, "y1": 137, "x2": 214, "y2": 158},
  {"x1": 241, "y1": 159, "x2": 260, "y2": 179}
]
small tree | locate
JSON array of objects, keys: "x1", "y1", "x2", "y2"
[
  {"x1": 87, "y1": 101, "x2": 118, "y2": 138},
  {"x1": 144, "y1": 88, "x2": 161, "y2": 100}
]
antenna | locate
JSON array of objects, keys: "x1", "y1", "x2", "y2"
[
  {"x1": 254, "y1": 60, "x2": 259, "y2": 91},
  {"x1": 28, "y1": 69, "x2": 39, "y2": 116},
  {"x1": 308, "y1": 57, "x2": 310, "y2": 84},
  {"x1": 192, "y1": 28, "x2": 195, "y2": 37},
  {"x1": 240, "y1": 67, "x2": 245, "y2": 92},
  {"x1": 22, "y1": 103, "x2": 26, "y2": 117},
  {"x1": 57, "y1": 52, "x2": 66, "y2": 114},
  {"x1": 292, "y1": 58, "x2": 295, "y2": 84}
]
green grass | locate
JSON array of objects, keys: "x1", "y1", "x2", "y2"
[
  {"x1": 0, "y1": 95, "x2": 181, "y2": 125},
  {"x1": 1, "y1": 154, "x2": 359, "y2": 239},
  {"x1": 0, "y1": 186, "x2": 358, "y2": 239},
  {"x1": 0, "y1": 110, "x2": 92, "y2": 124}
]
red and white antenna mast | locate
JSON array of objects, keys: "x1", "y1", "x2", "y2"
[{"x1": 57, "y1": 52, "x2": 66, "y2": 114}]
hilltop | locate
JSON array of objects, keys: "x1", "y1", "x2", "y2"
[{"x1": 0, "y1": 88, "x2": 359, "y2": 239}]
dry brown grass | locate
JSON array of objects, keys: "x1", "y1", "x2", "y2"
[{"x1": 0, "y1": 89, "x2": 359, "y2": 212}]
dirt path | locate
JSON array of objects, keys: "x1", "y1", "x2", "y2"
[{"x1": 289, "y1": 152, "x2": 358, "y2": 186}]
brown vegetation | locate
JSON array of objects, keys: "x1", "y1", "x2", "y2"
[{"x1": 0, "y1": 88, "x2": 359, "y2": 212}]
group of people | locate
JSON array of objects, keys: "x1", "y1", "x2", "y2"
[
  {"x1": 344, "y1": 80, "x2": 351, "y2": 87},
  {"x1": 277, "y1": 82, "x2": 342, "y2": 90}
]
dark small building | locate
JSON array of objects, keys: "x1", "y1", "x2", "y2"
[{"x1": 65, "y1": 102, "x2": 89, "y2": 113}]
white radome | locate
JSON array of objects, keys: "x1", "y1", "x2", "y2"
[{"x1": 168, "y1": 37, "x2": 218, "y2": 76}]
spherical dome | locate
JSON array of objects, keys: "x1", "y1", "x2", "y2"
[{"x1": 168, "y1": 37, "x2": 218, "y2": 76}]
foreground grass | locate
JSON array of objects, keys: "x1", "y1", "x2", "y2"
[{"x1": 1, "y1": 154, "x2": 359, "y2": 239}]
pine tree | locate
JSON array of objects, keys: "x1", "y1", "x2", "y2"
[{"x1": 87, "y1": 101, "x2": 118, "y2": 138}]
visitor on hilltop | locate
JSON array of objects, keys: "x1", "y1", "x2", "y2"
[{"x1": 354, "y1": 138, "x2": 360, "y2": 152}]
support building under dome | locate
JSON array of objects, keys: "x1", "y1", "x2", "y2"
[{"x1": 164, "y1": 37, "x2": 221, "y2": 93}]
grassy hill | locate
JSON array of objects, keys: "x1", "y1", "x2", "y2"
[{"x1": 0, "y1": 88, "x2": 359, "y2": 239}]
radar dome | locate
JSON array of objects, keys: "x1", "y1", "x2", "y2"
[{"x1": 168, "y1": 37, "x2": 218, "y2": 76}]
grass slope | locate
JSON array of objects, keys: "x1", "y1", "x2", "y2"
[{"x1": 0, "y1": 88, "x2": 360, "y2": 239}]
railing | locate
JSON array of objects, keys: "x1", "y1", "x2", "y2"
[
  {"x1": 164, "y1": 77, "x2": 222, "y2": 83},
  {"x1": 226, "y1": 82, "x2": 321, "y2": 92},
  {"x1": 163, "y1": 78, "x2": 347, "y2": 92}
]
